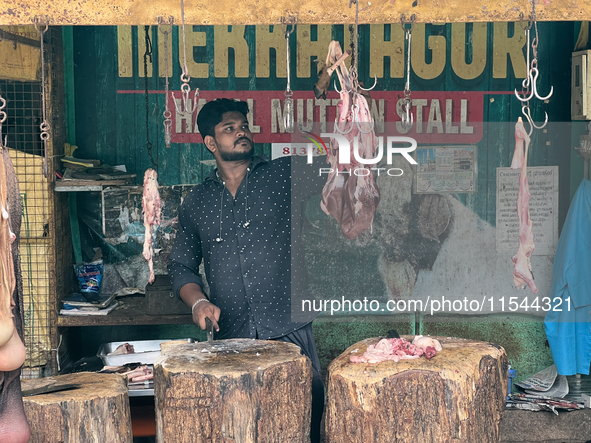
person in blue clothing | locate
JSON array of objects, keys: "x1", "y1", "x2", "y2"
[
  {"x1": 169, "y1": 98, "x2": 325, "y2": 442},
  {"x1": 545, "y1": 179, "x2": 591, "y2": 376}
]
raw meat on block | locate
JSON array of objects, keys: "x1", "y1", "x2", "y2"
[{"x1": 349, "y1": 337, "x2": 439, "y2": 364}]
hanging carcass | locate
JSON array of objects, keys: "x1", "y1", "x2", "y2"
[
  {"x1": 316, "y1": 41, "x2": 380, "y2": 240},
  {"x1": 511, "y1": 117, "x2": 537, "y2": 294},
  {"x1": 142, "y1": 169, "x2": 162, "y2": 284}
]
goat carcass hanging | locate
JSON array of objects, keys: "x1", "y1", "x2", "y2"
[
  {"x1": 511, "y1": 118, "x2": 537, "y2": 294},
  {"x1": 142, "y1": 169, "x2": 161, "y2": 284},
  {"x1": 318, "y1": 41, "x2": 380, "y2": 240}
]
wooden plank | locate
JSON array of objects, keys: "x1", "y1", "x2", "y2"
[
  {"x1": 154, "y1": 91, "x2": 179, "y2": 185},
  {"x1": 485, "y1": 22, "x2": 519, "y2": 226},
  {"x1": 155, "y1": 340, "x2": 312, "y2": 443},
  {"x1": 114, "y1": 93, "x2": 137, "y2": 176},
  {"x1": 444, "y1": 23, "x2": 489, "y2": 219},
  {"x1": 95, "y1": 26, "x2": 118, "y2": 166},
  {"x1": 0, "y1": 28, "x2": 40, "y2": 48},
  {"x1": 72, "y1": 26, "x2": 98, "y2": 160},
  {"x1": 542, "y1": 21, "x2": 573, "y2": 230},
  {"x1": 327, "y1": 336, "x2": 508, "y2": 443},
  {"x1": 23, "y1": 373, "x2": 132, "y2": 443},
  {"x1": 134, "y1": 26, "x2": 161, "y2": 183},
  {"x1": 55, "y1": 179, "x2": 129, "y2": 188},
  {"x1": 62, "y1": 26, "x2": 76, "y2": 145},
  {"x1": 57, "y1": 296, "x2": 193, "y2": 327},
  {"x1": 68, "y1": 192, "x2": 82, "y2": 263},
  {"x1": 0, "y1": 0, "x2": 584, "y2": 26}
]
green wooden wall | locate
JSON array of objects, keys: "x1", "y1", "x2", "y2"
[
  {"x1": 71, "y1": 23, "x2": 574, "y2": 227},
  {"x1": 67, "y1": 23, "x2": 576, "y2": 382}
]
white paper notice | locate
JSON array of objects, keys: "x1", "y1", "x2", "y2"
[{"x1": 496, "y1": 166, "x2": 559, "y2": 255}]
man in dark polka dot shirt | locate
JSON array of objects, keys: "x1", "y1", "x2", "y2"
[{"x1": 169, "y1": 98, "x2": 325, "y2": 442}]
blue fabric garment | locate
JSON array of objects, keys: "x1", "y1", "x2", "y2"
[{"x1": 544, "y1": 179, "x2": 591, "y2": 375}]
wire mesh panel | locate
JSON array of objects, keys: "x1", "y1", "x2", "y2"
[{"x1": 0, "y1": 25, "x2": 68, "y2": 377}]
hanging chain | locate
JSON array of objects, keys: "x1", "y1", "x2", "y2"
[
  {"x1": 521, "y1": 26, "x2": 532, "y2": 98},
  {"x1": 348, "y1": 0, "x2": 360, "y2": 94},
  {"x1": 34, "y1": 17, "x2": 50, "y2": 178},
  {"x1": 0, "y1": 96, "x2": 6, "y2": 147},
  {"x1": 400, "y1": 14, "x2": 416, "y2": 131},
  {"x1": 173, "y1": 0, "x2": 197, "y2": 116},
  {"x1": 530, "y1": 1, "x2": 539, "y2": 71},
  {"x1": 282, "y1": 19, "x2": 295, "y2": 133},
  {"x1": 158, "y1": 16, "x2": 174, "y2": 148},
  {"x1": 143, "y1": 26, "x2": 158, "y2": 169},
  {"x1": 523, "y1": 0, "x2": 553, "y2": 102},
  {"x1": 518, "y1": 12, "x2": 533, "y2": 91}
]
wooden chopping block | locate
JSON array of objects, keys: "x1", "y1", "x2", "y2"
[
  {"x1": 159, "y1": 340, "x2": 190, "y2": 354},
  {"x1": 326, "y1": 336, "x2": 508, "y2": 443},
  {"x1": 22, "y1": 372, "x2": 132, "y2": 443},
  {"x1": 154, "y1": 338, "x2": 312, "y2": 443}
]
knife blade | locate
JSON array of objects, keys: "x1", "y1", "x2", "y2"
[
  {"x1": 205, "y1": 317, "x2": 214, "y2": 344},
  {"x1": 22, "y1": 383, "x2": 81, "y2": 397}
]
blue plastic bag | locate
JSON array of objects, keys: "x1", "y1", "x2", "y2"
[{"x1": 74, "y1": 260, "x2": 103, "y2": 294}]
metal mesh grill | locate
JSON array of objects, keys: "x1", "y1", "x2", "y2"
[
  {"x1": 1, "y1": 82, "x2": 44, "y2": 156},
  {"x1": 0, "y1": 26, "x2": 68, "y2": 378}
]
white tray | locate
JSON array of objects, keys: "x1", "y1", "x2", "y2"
[{"x1": 97, "y1": 338, "x2": 194, "y2": 366}]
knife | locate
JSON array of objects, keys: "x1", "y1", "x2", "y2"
[
  {"x1": 205, "y1": 317, "x2": 214, "y2": 344},
  {"x1": 22, "y1": 383, "x2": 81, "y2": 397}
]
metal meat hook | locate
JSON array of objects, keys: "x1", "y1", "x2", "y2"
[
  {"x1": 172, "y1": 82, "x2": 196, "y2": 116},
  {"x1": 515, "y1": 83, "x2": 534, "y2": 102},
  {"x1": 334, "y1": 81, "x2": 352, "y2": 94},
  {"x1": 521, "y1": 105, "x2": 548, "y2": 136},
  {"x1": 334, "y1": 106, "x2": 355, "y2": 135},
  {"x1": 358, "y1": 76, "x2": 377, "y2": 91},
  {"x1": 530, "y1": 67, "x2": 553, "y2": 101},
  {"x1": 400, "y1": 100, "x2": 413, "y2": 132},
  {"x1": 514, "y1": 28, "x2": 533, "y2": 102},
  {"x1": 353, "y1": 105, "x2": 374, "y2": 134}
]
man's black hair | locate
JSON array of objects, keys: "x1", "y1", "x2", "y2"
[{"x1": 197, "y1": 98, "x2": 249, "y2": 139}]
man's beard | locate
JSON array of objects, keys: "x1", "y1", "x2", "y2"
[{"x1": 218, "y1": 138, "x2": 254, "y2": 162}]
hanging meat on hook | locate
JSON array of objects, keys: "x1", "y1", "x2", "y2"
[
  {"x1": 142, "y1": 169, "x2": 162, "y2": 285},
  {"x1": 511, "y1": 117, "x2": 537, "y2": 294},
  {"x1": 313, "y1": 48, "x2": 351, "y2": 100},
  {"x1": 319, "y1": 41, "x2": 380, "y2": 240}
]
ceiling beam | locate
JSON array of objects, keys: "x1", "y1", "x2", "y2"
[{"x1": 0, "y1": 0, "x2": 587, "y2": 26}]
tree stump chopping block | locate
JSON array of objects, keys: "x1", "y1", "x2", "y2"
[
  {"x1": 21, "y1": 372, "x2": 132, "y2": 443},
  {"x1": 154, "y1": 338, "x2": 312, "y2": 443},
  {"x1": 326, "y1": 336, "x2": 508, "y2": 443}
]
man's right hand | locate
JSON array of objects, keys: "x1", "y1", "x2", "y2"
[
  {"x1": 193, "y1": 300, "x2": 221, "y2": 332},
  {"x1": 179, "y1": 283, "x2": 221, "y2": 332}
]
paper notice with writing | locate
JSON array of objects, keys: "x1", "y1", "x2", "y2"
[
  {"x1": 496, "y1": 166, "x2": 558, "y2": 255},
  {"x1": 415, "y1": 146, "x2": 477, "y2": 193}
]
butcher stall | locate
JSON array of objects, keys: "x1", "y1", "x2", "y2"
[{"x1": 1, "y1": 0, "x2": 591, "y2": 442}]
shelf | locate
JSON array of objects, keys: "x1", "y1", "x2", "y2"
[
  {"x1": 54, "y1": 179, "x2": 130, "y2": 192},
  {"x1": 57, "y1": 296, "x2": 193, "y2": 327}
]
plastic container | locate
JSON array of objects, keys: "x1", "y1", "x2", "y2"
[
  {"x1": 508, "y1": 365, "x2": 516, "y2": 400},
  {"x1": 97, "y1": 338, "x2": 194, "y2": 366}
]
